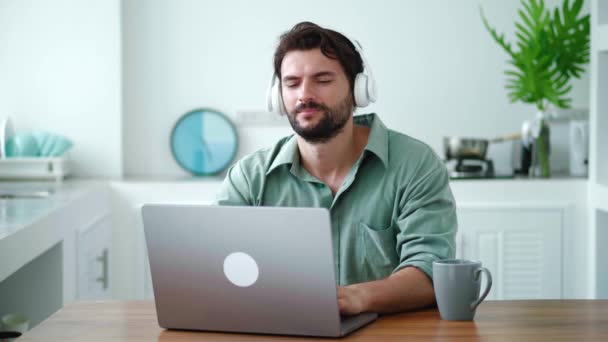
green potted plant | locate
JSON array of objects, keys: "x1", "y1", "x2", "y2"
[{"x1": 480, "y1": 0, "x2": 590, "y2": 177}]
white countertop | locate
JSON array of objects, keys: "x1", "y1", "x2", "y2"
[
  {"x1": 0, "y1": 180, "x2": 109, "y2": 282},
  {"x1": 0, "y1": 181, "x2": 106, "y2": 236},
  {"x1": 0, "y1": 176, "x2": 588, "y2": 244}
]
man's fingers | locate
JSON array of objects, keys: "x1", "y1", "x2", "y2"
[
  {"x1": 338, "y1": 299, "x2": 350, "y2": 314},
  {"x1": 337, "y1": 287, "x2": 357, "y2": 315}
]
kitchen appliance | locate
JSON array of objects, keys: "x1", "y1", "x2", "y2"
[
  {"x1": 512, "y1": 117, "x2": 589, "y2": 176},
  {"x1": 512, "y1": 141, "x2": 533, "y2": 175},
  {"x1": 445, "y1": 158, "x2": 495, "y2": 179},
  {"x1": 443, "y1": 133, "x2": 519, "y2": 179},
  {"x1": 569, "y1": 120, "x2": 589, "y2": 176},
  {"x1": 443, "y1": 133, "x2": 521, "y2": 160}
]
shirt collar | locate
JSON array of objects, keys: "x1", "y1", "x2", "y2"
[
  {"x1": 355, "y1": 113, "x2": 389, "y2": 168},
  {"x1": 265, "y1": 113, "x2": 389, "y2": 176},
  {"x1": 266, "y1": 134, "x2": 299, "y2": 175}
]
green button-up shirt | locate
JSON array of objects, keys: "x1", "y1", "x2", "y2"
[{"x1": 214, "y1": 113, "x2": 456, "y2": 285}]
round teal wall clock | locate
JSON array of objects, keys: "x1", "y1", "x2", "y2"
[{"x1": 170, "y1": 108, "x2": 238, "y2": 175}]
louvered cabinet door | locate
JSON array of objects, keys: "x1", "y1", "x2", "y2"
[{"x1": 457, "y1": 207, "x2": 563, "y2": 300}]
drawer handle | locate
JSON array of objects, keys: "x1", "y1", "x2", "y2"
[{"x1": 96, "y1": 248, "x2": 109, "y2": 290}]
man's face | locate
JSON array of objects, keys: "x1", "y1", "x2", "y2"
[{"x1": 280, "y1": 48, "x2": 354, "y2": 143}]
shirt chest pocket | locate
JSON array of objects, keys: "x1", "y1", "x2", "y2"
[{"x1": 358, "y1": 222, "x2": 400, "y2": 280}]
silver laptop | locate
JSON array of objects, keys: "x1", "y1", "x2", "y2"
[{"x1": 142, "y1": 204, "x2": 377, "y2": 337}]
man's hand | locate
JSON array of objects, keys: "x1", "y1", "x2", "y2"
[
  {"x1": 337, "y1": 267, "x2": 436, "y2": 315},
  {"x1": 337, "y1": 285, "x2": 367, "y2": 315}
]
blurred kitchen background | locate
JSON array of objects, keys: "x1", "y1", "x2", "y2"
[
  {"x1": 1, "y1": 0, "x2": 607, "y2": 335},
  {"x1": 0, "y1": 0, "x2": 591, "y2": 178}
]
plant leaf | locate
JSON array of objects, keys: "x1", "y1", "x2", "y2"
[{"x1": 481, "y1": 0, "x2": 589, "y2": 110}]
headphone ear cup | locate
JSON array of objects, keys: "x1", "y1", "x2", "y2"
[
  {"x1": 276, "y1": 86, "x2": 287, "y2": 115},
  {"x1": 266, "y1": 80, "x2": 275, "y2": 112},
  {"x1": 271, "y1": 82, "x2": 280, "y2": 113},
  {"x1": 270, "y1": 81, "x2": 287, "y2": 115},
  {"x1": 267, "y1": 78, "x2": 281, "y2": 114},
  {"x1": 267, "y1": 76, "x2": 278, "y2": 113},
  {"x1": 354, "y1": 73, "x2": 369, "y2": 108},
  {"x1": 367, "y1": 73, "x2": 377, "y2": 103}
]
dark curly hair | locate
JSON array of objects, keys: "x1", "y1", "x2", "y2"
[{"x1": 273, "y1": 22, "x2": 364, "y2": 93}]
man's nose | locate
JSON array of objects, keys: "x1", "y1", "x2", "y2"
[{"x1": 297, "y1": 80, "x2": 316, "y2": 104}]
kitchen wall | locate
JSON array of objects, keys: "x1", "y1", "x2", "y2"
[
  {"x1": 122, "y1": 0, "x2": 590, "y2": 177},
  {"x1": 0, "y1": 0, "x2": 122, "y2": 177},
  {"x1": 0, "y1": 0, "x2": 590, "y2": 178}
]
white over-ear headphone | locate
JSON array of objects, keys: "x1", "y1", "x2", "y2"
[{"x1": 266, "y1": 38, "x2": 377, "y2": 115}]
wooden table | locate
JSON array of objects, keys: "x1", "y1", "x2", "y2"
[{"x1": 19, "y1": 300, "x2": 608, "y2": 341}]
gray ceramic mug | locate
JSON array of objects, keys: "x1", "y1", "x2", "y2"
[{"x1": 432, "y1": 259, "x2": 492, "y2": 321}]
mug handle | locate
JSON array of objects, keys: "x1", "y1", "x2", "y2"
[{"x1": 471, "y1": 267, "x2": 492, "y2": 311}]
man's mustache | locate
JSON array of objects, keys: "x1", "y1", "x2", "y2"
[{"x1": 294, "y1": 101, "x2": 328, "y2": 113}]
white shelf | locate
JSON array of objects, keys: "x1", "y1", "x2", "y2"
[{"x1": 599, "y1": 25, "x2": 608, "y2": 52}]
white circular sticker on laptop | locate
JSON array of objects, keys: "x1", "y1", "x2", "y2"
[{"x1": 223, "y1": 252, "x2": 259, "y2": 287}]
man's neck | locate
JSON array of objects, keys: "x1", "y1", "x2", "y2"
[{"x1": 296, "y1": 117, "x2": 370, "y2": 193}]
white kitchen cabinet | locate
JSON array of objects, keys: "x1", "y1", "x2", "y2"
[
  {"x1": 77, "y1": 214, "x2": 112, "y2": 299},
  {"x1": 109, "y1": 180, "x2": 223, "y2": 300},
  {"x1": 109, "y1": 179, "x2": 588, "y2": 299},
  {"x1": 456, "y1": 206, "x2": 563, "y2": 300}
]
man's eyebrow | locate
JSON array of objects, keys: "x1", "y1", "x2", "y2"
[
  {"x1": 282, "y1": 75, "x2": 300, "y2": 82},
  {"x1": 312, "y1": 71, "x2": 336, "y2": 78},
  {"x1": 282, "y1": 71, "x2": 337, "y2": 82}
]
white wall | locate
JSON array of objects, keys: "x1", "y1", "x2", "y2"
[
  {"x1": 0, "y1": 0, "x2": 123, "y2": 177},
  {"x1": 122, "y1": 0, "x2": 589, "y2": 177}
]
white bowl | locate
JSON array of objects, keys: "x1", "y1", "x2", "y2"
[{"x1": 0, "y1": 116, "x2": 15, "y2": 159}]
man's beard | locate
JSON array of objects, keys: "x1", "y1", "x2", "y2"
[{"x1": 287, "y1": 94, "x2": 353, "y2": 144}]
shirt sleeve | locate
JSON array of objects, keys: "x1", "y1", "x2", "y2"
[
  {"x1": 392, "y1": 163, "x2": 457, "y2": 281},
  {"x1": 213, "y1": 161, "x2": 253, "y2": 206}
]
